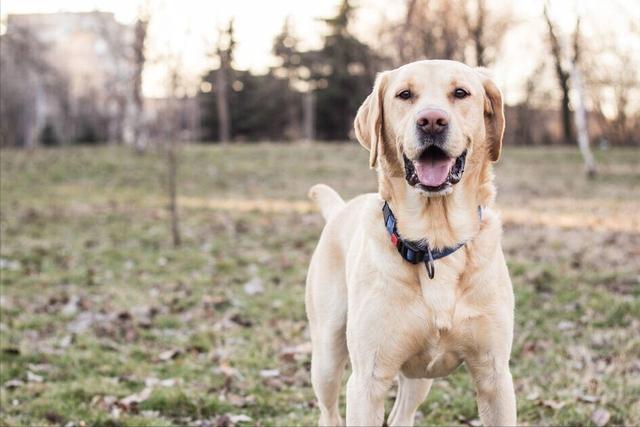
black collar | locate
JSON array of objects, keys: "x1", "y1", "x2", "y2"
[{"x1": 382, "y1": 201, "x2": 481, "y2": 279}]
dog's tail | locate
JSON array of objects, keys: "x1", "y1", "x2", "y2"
[{"x1": 308, "y1": 184, "x2": 345, "y2": 221}]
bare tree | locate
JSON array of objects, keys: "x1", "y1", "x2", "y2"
[
  {"x1": 394, "y1": 0, "x2": 418, "y2": 64},
  {"x1": 386, "y1": 0, "x2": 512, "y2": 68},
  {"x1": 571, "y1": 63, "x2": 596, "y2": 177},
  {"x1": 543, "y1": 4, "x2": 598, "y2": 174},
  {"x1": 570, "y1": 18, "x2": 596, "y2": 177},
  {"x1": 468, "y1": 0, "x2": 487, "y2": 66},
  {"x1": 214, "y1": 20, "x2": 235, "y2": 143},
  {"x1": 463, "y1": 0, "x2": 512, "y2": 67},
  {"x1": 94, "y1": 7, "x2": 150, "y2": 149},
  {"x1": 543, "y1": 2, "x2": 575, "y2": 145},
  {"x1": 303, "y1": 90, "x2": 315, "y2": 142},
  {"x1": 131, "y1": 10, "x2": 149, "y2": 152},
  {"x1": 585, "y1": 44, "x2": 640, "y2": 147},
  {"x1": 385, "y1": 0, "x2": 466, "y2": 66},
  {"x1": 0, "y1": 25, "x2": 71, "y2": 148},
  {"x1": 94, "y1": 13, "x2": 132, "y2": 144},
  {"x1": 163, "y1": 63, "x2": 183, "y2": 247}
]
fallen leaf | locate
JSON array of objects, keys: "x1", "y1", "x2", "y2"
[
  {"x1": 280, "y1": 342, "x2": 312, "y2": 356},
  {"x1": 141, "y1": 410, "x2": 161, "y2": 418},
  {"x1": 2, "y1": 347, "x2": 20, "y2": 355},
  {"x1": 229, "y1": 313, "x2": 252, "y2": 327},
  {"x1": 27, "y1": 371, "x2": 44, "y2": 383},
  {"x1": 120, "y1": 386, "x2": 153, "y2": 408},
  {"x1": 259, "y1": 369, "x2": 280, "y2": 378},
  {"x1": 3, "y1": 379, "x2": 24, "y2": 389},
  {"x1": 217, "y1": 361, "x2": 240, "y2": 378},
  {"x1": 557, "y1": 320, "x2": 575, "y2": 331},
  {"x1": 90, "y1": 394, "x2": 117, "y2": 410},
  {"x1": 62, "y1": 295, "x2": 81, "y2": 317},
  {"x1": 45, "y1": 411, "x2": 64, "y2": 424},
  {"x1": 27, "y1": 363, "x2": 52, "y2": 373},
  {"x1": 215, "y1": 414, "x2": 231, "y2": 427},
  {"x1": 145, "y1": 377, "x2": 178, "y2": 387},
  {"x1": 67, "y1": 312, "x2": 98, "y2": 334},
  {"x1": 226, "y1": 394, "x2": 246, "y2": 407},
  {"x1": 59, "y1": 334, "x2": 75, "y2": 348},
  {"x1": 264, "y1": 377, "x2": 285, "y2": 391},
  {"x1": 591, "y1": 408, "x2": 610, "y2": 427},
  {"x1": 540, "y1": 399, "x2": 566, "y2": 410},
  {"x1": 280, "y1": 342, "x2": 311, "y2": 363},
  {"x1": 243, "y1": 277, "x2": 264, "y2": 295},
  {"x1": 228, "y1": 414, "x2": 252, "y2": 424},
  {"x1": 0, "y1": 258, "x2": 21, "y2": 270},
  {"x1": 457, "y1": 415, "x2": 482, "y2": 426},
  {"x1": 158, "y1": 349, "x2": 182, "y2": 361},
  {"x1": 525, "y1": 391, "x2": 540, "y2": 401},
  {"x1": 203, "y1": 295, "x2": 228, "y2": 308},
  {"x1": 578, "y1": 394, "x2": 600, "y2": 403},
  {"x1": 225, "y1": 393, "x2": 255, "y2": 408}
]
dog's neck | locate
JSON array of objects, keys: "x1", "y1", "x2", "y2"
[{"x1": 380, "y1": 159, "x2": 495, "y2": 249}]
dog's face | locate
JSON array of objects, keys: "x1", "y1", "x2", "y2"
[{"x1": 355, "y1": 60, "x2": 504, "y2": 197}]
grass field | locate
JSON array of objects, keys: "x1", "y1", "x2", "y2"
[{"x1": 1, "y1": 143, "x2": 639, "y2": 427}]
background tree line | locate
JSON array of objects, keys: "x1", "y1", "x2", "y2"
[
  {"x1": 198, "y1": 0, "x2": 639, "y2": 146},
  {"x1": 1, "y1": 0, "x2": 639, "y2": 147}
]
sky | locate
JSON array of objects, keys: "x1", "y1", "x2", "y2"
[
  {"x1": 1, "y1": 0, "x2": 361, "y2": 96},
  {"x1": 2, "y1": 0, "x2": 639, "y2": 105}
]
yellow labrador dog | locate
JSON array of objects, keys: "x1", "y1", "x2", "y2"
[{"x1": 305, "y1": 60, "x2": 516, "y2": 426}]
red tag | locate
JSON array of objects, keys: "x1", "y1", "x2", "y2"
[{"x1": 390, "y1": 233, "x2": 399, "y2": 247}]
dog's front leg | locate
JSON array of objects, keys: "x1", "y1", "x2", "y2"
[
  {"x1": 345, "y1": 370, "x2": 392, "y2": 426},
  {"x1": 466, "y1": 356, "x2": 517, "y2": 426},
  {"x1": 345, "y1": 301, "x2": 420, "y2": 426},
  {"x1": 345, "y1": 320, "x2": 397, "y2": 426}
]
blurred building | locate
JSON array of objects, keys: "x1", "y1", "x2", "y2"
[{"x1": 1, "y1": 12, "x2": 136, "y2": 146}]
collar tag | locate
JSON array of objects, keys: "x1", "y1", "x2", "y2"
[{"x1": 424, "y1": 246, "x2": 435, "y2": 279}]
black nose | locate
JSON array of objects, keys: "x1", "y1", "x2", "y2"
[{"x1": 416, "y1": 108, "x2": 449, "y2": 135}]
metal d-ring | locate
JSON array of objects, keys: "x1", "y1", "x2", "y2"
[{"x1": 424, "y1": 246, "x2": 435, "y2": 279}]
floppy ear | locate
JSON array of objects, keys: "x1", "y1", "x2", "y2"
[
  {"x1": 354, "y1": 72, "x2": 388, "y2": 168},
  {"x1": 476, "y1": 68, "x2": 505, "y2": 162}
]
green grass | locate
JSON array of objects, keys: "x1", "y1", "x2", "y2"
[{"x1": 1, "y1": 143, "x2": 639, "y2": 426}]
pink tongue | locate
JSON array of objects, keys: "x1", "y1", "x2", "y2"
[{"x1": 413, "y1": 158, "x2": 454, "y2": 187}]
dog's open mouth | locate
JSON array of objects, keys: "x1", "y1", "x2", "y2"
[{"x1": 404, "y1": 146, "x2": 467, "y2": 192}]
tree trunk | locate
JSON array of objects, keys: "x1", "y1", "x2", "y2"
[
  {"x1": 165, "y1": 72, "x2": 181, "y2": 247},
  {"x1": 473, "y1": 0, "x2": 486, "y2": 67},
  {"x1": 132, "y1": 18, "x2": 147, "y2": 153},
  {"x1": 571, "y1": 64, "x2": 596, "y2": 177},
  {"x1": 398, "y1": 0, "x2": 418, "y2": 63},
  {"x1": 303, "y1": 90, "x2": 315, "y2": 143},
  {"x1": 216, "y1": 67, "x2": 230, "y2": 142},
  {"x1": 559, "y1": 76, "x2": 574, "y2": 144},
  {"x1": 167, "y1": 138, "x2": 181, "y2": 246},
  {"x1": 544, "y1": 3, "x2": 575, "y2": 144}
]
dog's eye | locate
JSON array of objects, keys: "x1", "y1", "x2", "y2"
[
  {"x1": 397, "y1": 90, "x2": 412, "y2": 100},
  {"x1": 454, "y1": 88, "x2": 470, "y2": 99}
]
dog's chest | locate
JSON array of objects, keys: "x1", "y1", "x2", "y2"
[
  {"x1": 400, "y1": 268, "x2": 474, "y2": 379},
  {"x1": 401, "y1": 337, "x2": 464, "y2": 379}
]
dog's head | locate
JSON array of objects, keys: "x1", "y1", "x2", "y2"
[{"x1": 355, "y1": 60, "x2": 504, "y2": 197}]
